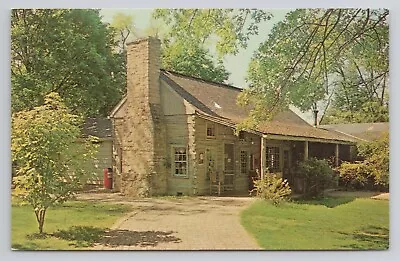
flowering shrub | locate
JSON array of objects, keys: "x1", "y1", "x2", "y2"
[
  {"x1": 250, "y1": 173, "x2": 292, "y2": 205},
  {"x1": 338, "y1": 132, "x2": 389, "y2": 191}
]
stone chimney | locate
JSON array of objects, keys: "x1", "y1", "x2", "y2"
[
  {"x1": 126, "y1": 37, "x2": 161, "y2": 106},
  {"x1": 120, "y1": 37, "x2": 168, "y2": 197}
]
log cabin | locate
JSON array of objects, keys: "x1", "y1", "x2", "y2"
[{"x1": 109, "y1": 37, "x2": 357, "y2": 197}]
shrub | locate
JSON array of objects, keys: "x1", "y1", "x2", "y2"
[
  {"x1": 297, "y1": 158, "x2": 336, "y2": 197},
  {"x1": 337, "y1": 162, "x2": 374, "y2": 190},
  {"x1": 358, "y1": 133, "x2": 389, "y2": 190},
  {"x1": 338, "y1": 132, "x2": 389, "y2": 191},
  {"x1": 250, "y1": 173, "x2": 292, "y2": 205}
]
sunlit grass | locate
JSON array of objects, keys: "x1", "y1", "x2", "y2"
[
  {"x1": 11, "y1": 200, "x2": 131, "y2": 250},
  {"x1": 241, "y1": 197, "x2": 389, "y2": 250}
]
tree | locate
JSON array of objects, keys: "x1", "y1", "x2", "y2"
[
  {"x1": 11, "y1": 9, "x2": 125, "y2": 117},
  {"x1": 152, "y1": 9, "x2": 272, "y2": 83},
  {"x1": 239, "y1": 9, "x2": 389, "y2": 128},
  {"x1": 12, "y1": 93, "x2": 98, "y2": 234},
  {"x1": 154, "y1": 9, "x2": 272, "y2": 56},
  {"x1": 111, "y1": 12, "x2": 137, "y2": 53},
  {"x1": 320, "y1": 12, "x2": 389, "y2": 124},
  {"x1": 161, "y1": 39, "x2": 230, "y2": 83}
]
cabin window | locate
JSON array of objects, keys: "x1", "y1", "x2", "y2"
[
  {"x1": 173, "y1": 146, "x2": 188, "y2": 177},
  {"x1": 266, "y1": 146, "x2": 280, "y2": 171},
  {"x1": 206, "y1": 123, "x2": 216, "y2": 137},
  {"x1": 240, "y1": 151, "x2": 248, "y2": 175},
  {"x1": 239, "y1": 131, "x2": 245, "y2": 141}
]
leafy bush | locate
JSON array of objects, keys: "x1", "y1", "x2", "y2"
[
  {"x1": 358, "y1": 133, "x2": 389, "y2": 189},
  {"x1": 337, "y1": 162, "x2": 374, "y2": 190},
  {"x1": 297, "y1": 158, "x2": 336, "y2": 197},
  {"x1": 338, "y1": 132, "x2": 389, "y2": 191},
  {"x1": 250, "y1": 173, "x2": 291, "y2": 205}
]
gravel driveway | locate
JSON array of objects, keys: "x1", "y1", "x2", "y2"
[{"x1": 77, "y1": 193, "x2": 260, "y2": 250}]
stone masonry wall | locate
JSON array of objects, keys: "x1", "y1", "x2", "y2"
[{"x1": 116, "y1": 37, "x2": 168, "y2": 197}]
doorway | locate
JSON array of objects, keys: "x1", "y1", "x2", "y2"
[
  {"x1": 282, "y1": 148, "x2": 292, "y2": 185},
  {"x1": 224, "y1": 143, "x2": 235, "y2": 191}
]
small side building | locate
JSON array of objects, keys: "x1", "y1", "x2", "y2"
[
  {"x1": 320, "y1": 122, "x2": 389, "y2": 142},
  {"x1": 110, "y1": 37, "x2": 357, "y2": 197},
  {"x1": 82, "y1": 117, "x2": 113, "y2": 185}
]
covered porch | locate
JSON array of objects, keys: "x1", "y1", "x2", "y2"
[{"x1": 258, "y1": 135, "x2": 355, "y2": 194}]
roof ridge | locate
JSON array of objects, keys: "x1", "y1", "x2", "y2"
[{"x1": 161, "y1": 69, "x2": 244, "y2": 92}]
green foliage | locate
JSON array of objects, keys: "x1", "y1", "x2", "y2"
[
  {"x1": 241, "y1": 8, "x2": 388, "y2": 126},
  {"x1": 111, "y1": 12, "x2": 136, "y2": 53},
  {"x1": 358, "y1": 133, "x2": 389, "y2": 187},
  {"x1": 153, "y1": 9, "x2": 272, "y2": 57},
  {"x1": 152, "y1": 9, "x2": 272, "y2": 83},
  {"x1": 11, "y1": 93, "x2": 98, "y2": 233},
  {"x1": 161, "y1": 39, "x2": 230, "y2": 83},
  {"x1": 321, "y1": 101, "x2": 389, "y2": 124},
  {"x1": 297, "y1": 158, "x2": 336, "y2": 197},
  {"x1": 11, "y1": 9, "x2": 125, "y2": 116},
  {"x1": 338, "y1": 133, "x2": 389, "y2": 191},
  {"x1": 337, "y1": 162, "x2": 374, "y2": 190},
  {"x1": 250, "y1": 174, "x2": 292, "y2": 205}
]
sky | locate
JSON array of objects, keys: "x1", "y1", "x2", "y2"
[{"x1": 99, "y1": 9, "x2": 314, "y2": 122}]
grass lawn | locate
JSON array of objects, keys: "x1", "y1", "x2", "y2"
[
  {"x1": 12, "y1": 200, "x2": 131, "y2": 250},
  {"x1": 241, "y1": 196, "x2": 389, "y2": 250}
]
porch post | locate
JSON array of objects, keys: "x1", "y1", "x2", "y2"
[
  {"x1": 261, "y1": 136, "x2": 267, "y2": 180},
  {"x1": 304, "y1": 141, "x2": 309, "y2": 160},
  {"x1": 335, "y1": 144, "x2": 339, "y2": 167}
]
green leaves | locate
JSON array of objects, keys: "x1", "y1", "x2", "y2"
[
  {"x1": 12, "y1": 93, "x2": 98, "y2": 232},
  {"x1": 11, "y1": 9, "x2": 125, "y2": 117},
  {"x1": 297, "y1": 158, "x2": 336, "y2": 197},
  {"x1": 250, "y1": 173, "x2": 292, "y2": 205},
  {"x1": 154, "y1": 9, "x2": 271, "y2": 57},
  {"x1": 243, "y1": 8, "x2": 389, "y2": 125},
  {"x1": 338, "y1": 133, "x2": 389, "y2": 190},
  {"x1": 152, "y1": 9, "x2": 272, "y2": 83},
  {"x1": 161, "y1": 39, "x2": 230, "y2": 83}
]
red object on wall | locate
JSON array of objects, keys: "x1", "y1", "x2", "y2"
[{"x1": 103, "y1": 168, "x2": 113, "y2": 189}]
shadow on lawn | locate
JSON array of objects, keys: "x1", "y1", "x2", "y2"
[
  {"x1": 339, "y1": 225, "x2": 389, "y2": 250},
  {"x1": 293, "y1": 196, "x2": 356, "y2": 208},
  {"x1": 52, "y1": 226, "x2": 181, "y2": 248}
]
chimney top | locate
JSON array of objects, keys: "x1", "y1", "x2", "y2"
[{"x1": 126, "y1": 36, "x2": 161, "y2": 46}]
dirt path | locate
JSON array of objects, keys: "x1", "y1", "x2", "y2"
[{"x1": 77, "y1": 193, "x2": 260, "y2": 250}]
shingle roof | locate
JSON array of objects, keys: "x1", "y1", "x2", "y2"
[
  {"x1": 320, "y1": 122, "x2": 389, "y2": 141},
  {"x1": 83, "y1": 117, "x2": 112, "y2": 139},
  {"x1": 161, "y1": 70, "x2": 356, "y2": 143}
]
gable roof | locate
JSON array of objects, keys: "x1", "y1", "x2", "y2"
[
  {"x1": 109, "y1": 70, "x2": 356, "y2": 144},
  {"x1": 83, "y1": 117, "x2": 112, "y2": 139},
  {"x1": 161, "y1": 70, "x2": 356, "y2": 144},
  {"x1": 320, "y1": 122, "x2": 389, "y2": 142}
]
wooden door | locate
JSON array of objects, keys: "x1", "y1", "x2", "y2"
[
  {"x1": 224, "y1": 143, "x2": 235, "y2": 190},
  {"x1": 206, "y1": 147, "x2": 217, "y2": 181}
]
